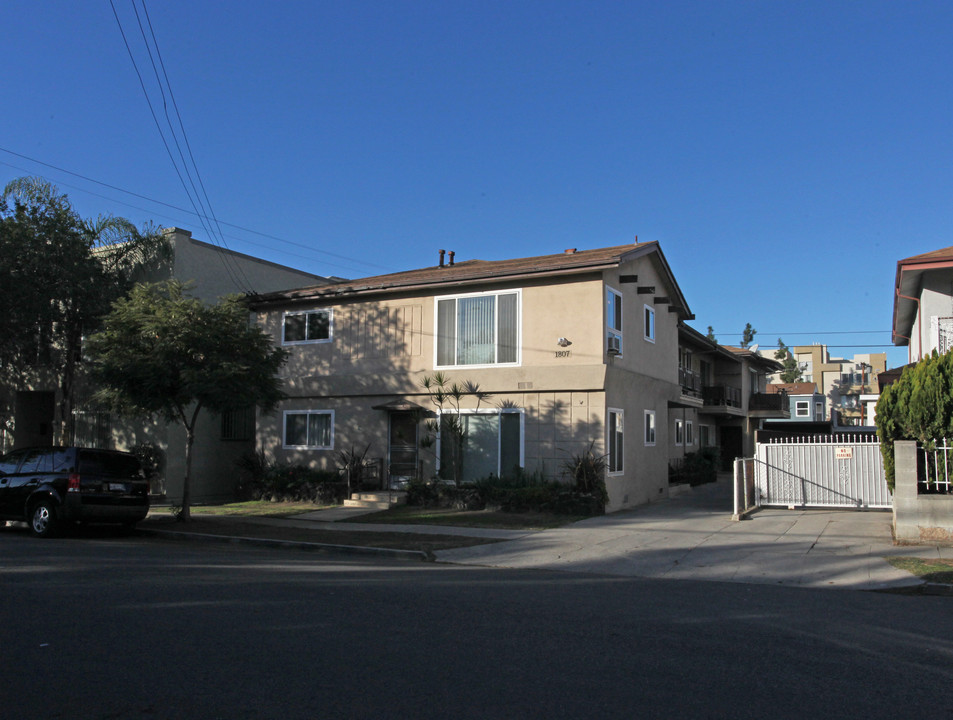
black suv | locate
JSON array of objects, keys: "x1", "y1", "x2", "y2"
[{"x1": 0, "y1": 447, "x2": 150, "y2": 537}]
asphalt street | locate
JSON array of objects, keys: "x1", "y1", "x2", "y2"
[{"x1": 2, "y1": 528, "x2": 952, "y2": 719}]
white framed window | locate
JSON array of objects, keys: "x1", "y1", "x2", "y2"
[
  {"x1": 644, "y1": 305, "x2": 655, "y2": 343},
  {"x1": 437, "y1": 409, "x2": 523, "y2": 482},
  {"x1": 795, "y1": 400, "x2": 810, "y2": 417},
  {"x1": 686, "y1": 420, "x2": 694, "y2": 446},
  {"x1": 644, "y1": 410, "x2": 656, "y2": 446},
  {"x1": 283, "y1": 309, "x2": 332, "y2": 345},
  {"x1": 283, "y1": 410, "x2": 334, "y2": 449},
  {"x1": 674, "y1": 418, "x2": 684, "y2": 446},
  {"x1": 435, "y1": 290, "x2": 520, "y2": 368},
  {"x1": 608, "y1": 408, "x2": 624, "y2": 474},
  {"x1": 607, "y1": 287, "x2": 623, "y2": 355},
  {"x1": 815, "y1": 402, "x2": 823, "y2": 421}
]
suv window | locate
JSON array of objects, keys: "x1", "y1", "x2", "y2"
[
  {"x1": 0, "y1": 452, "x2": 24, "y2": 475},
  {"x1": 18, "y1": 449, "x2": 52, "y2": 474},
  {"x1": 78, "y1": 450, "x2": 141, "y2": 478}
]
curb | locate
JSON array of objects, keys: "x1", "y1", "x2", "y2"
[{"x1": 138, "y1": 527, "x2": 431, "y2": 562}]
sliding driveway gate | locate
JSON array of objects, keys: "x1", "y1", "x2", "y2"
[{"x1": 754, "y1": 435, "x2": 891, "y2": 509}]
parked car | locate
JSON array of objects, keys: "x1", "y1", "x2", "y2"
[{"x1": 0, "y1": 447, "x2": 150, "y2": 537}]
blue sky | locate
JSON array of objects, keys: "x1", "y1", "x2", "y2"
[{"x1": 3, "y1": 1, "x2": 952, "y2": 369}]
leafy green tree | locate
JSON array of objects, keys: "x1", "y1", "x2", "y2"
[
  {"x1": 876, "y1": 351, "x2": 953, "y2": 490},
  {"x1": 86, "y1": 281, "x2": 289, "y2": 520},
  {"x1": 741, "y1": 323, "x2": 757, "y2": 349},
  {"x1": 774, "y1": 338, "x2": 802, "y2": 383},
  {"x1": 0, "y1": 177, "x2": 167, "y2": 443},
  {"x1": 706, "y1": 326, "x2": 717, "y2": 343}
]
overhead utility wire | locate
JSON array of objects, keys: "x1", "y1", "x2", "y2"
[
  {"x1": 110, "y1": 0, "x2": 251, "y2": 293},
  {"x1": 137, "y1": 0, "x2": 250, "y2": 291},
  {"x1": 129, "y1": 0, "x2": 250, "y2": 293},
  {"x1": 0, "y1": 148, "x2": 389, "y2": 273}
]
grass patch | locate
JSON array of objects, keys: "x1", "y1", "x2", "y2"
[
  {"x1": 341, "y1": 504, "x2": 588, "y2": 530},
  {"x1": 887, "y1": 557, "x2": 953, "y2": 584},
  {"x1": 149, "y1": 501, "x2": 330, "y2": 518}
]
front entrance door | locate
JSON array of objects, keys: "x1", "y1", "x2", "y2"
[{"x1": 388, "y1": 412, "x2": 419, "y2": 489}]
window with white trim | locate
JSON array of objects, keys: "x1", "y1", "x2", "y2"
[
  {"x1": 436, "y1": 290, "x2": 520, "y2": 367},
  {"x1": 644, "y1": 304, "x2": 655, "y2": 343},
  {"x1": 607, "y1": 287, "x2": 623, "y2": 355},
  {"x1": 644, "y1": 410, "x2": 656, "y2": 446},
  {"x1": 283, "y1": 309, "x2": 332, "y2": 345},
  {"x1": 815, "y1": 402, "x2": 823, "y2": 421},
  {"x1": 795, "y1": 400, "x2": 810, "y2": 417},
  {"x1": 283, "y1": 410, "x2": 334, "y2": 449},
  {"x1": 674, "y1": 418, "x2": 684, "y2": 446},
  {"x1": 437, "y1": 409, "x2": 523, "y2": 482},
  {"x1": 608, "y1": 409, "x2": 624, "y2": 474}
]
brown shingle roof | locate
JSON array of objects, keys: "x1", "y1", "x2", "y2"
[
  {"x1": 249, "y1": 240, "x2": 691, "y2": 317},
  {"x1": 768, "y1": 382, "x2": 818, "y2": 395}
]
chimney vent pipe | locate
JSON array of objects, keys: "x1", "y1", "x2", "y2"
[
  {"x1": 448, "y1": 251, "x2": 455, "y2": 266},
  {"x1": 439, "y1": 249, "x2": 445, "y2": 267}
]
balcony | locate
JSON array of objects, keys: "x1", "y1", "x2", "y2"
[
  {"x1": 703, "y1": 384, "x2": 743, "y2": 415},
  {"x1": 749, "y1": 390, "x2": 790, "y2": 418},
  {"x1": 679, "y1": 368, "x2": 703, "y2": 402}
]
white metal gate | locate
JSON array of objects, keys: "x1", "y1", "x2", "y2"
[{"x1": 754, "y1": 435, "x2": 891, "y2": 509}]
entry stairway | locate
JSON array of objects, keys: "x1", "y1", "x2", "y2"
[{"x1": 343, "y1": 491, "x2": 407, "y2": 510}]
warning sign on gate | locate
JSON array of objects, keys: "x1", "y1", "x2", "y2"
[{"x1": 835, "y1": 447, "x2": 853, "y2": 459}]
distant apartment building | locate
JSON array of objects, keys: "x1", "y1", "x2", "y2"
[{"x1": 771, "y1": 345, "x2": 886, "y2": 426}]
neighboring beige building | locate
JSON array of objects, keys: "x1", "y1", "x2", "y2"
[
  {"x1": 250, "y1": 241, "x2": 694, "y2": 513},
  {"x1": 777, "y1": 345, "x2": 886, "y2": 426},
  {"x1": 9, "y1": 227, "x2": 330, "y2": 503}
]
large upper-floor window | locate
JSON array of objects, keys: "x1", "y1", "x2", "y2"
[
  {"x1": 436, "y1": 290, "x2": 520, "y2": 367},
  {"x1": 607, "y1": 287, "x2": 623, "y2": 355},
  {"x1": 283, "y1": 309, "x2": 332, "y2": 345},
  {"x1": 283, "y1": 410, "x2": 334, "y2": 449}
]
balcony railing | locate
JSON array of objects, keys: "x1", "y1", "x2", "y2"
[
  {"x1": 749, "y1": 390, "x2": 788, "y2": 413},
  {"x1": 703, "y1": 384, "x2": 742, "y2": 408},
  {"x1": 679, "y1": 368, "x2": 703, "y2": 397}
]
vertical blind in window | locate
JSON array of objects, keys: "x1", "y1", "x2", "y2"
[{"x1": 437, "y1": 292, "x2": 518, "y2": 366}]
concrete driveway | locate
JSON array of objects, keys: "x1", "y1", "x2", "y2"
[{"x1": 436, "y1": 479, "x2": 953, "y2": 590}]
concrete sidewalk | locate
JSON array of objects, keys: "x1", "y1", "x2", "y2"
[{"x1": 435, "y1": 480, "x2": 953, "y2": 590}]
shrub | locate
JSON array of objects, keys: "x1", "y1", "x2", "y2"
[
  {"x1": 235, "y1": 451, "x2": 343, "y2": 503},
  {"x1": 560, "y1": 443, "x2": 609, "y2": 508},
  {"x1": 670, "y1": 448, "x2": 720, "y2": 486},
  {"x1": 876, "y1": 351, "x2": 953, "y2": 491}
]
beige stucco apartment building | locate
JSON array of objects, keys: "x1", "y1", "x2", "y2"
[{"x1": 250, "y1": 241, "x2": 693, "y2": 513}]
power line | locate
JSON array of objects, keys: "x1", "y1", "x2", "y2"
[
  {"x1": 110, "y1": 0, "x2": 252, "y2": 293},
  {"x1": 0, "y1": 148, "x2": 390, "y2": 275}
]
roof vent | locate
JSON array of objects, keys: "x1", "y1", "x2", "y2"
[
  {"x1": 565, "y1": 248, "x2": 577, "y2": 254},
  {"x1": 439, "y1": 249, "x2": 446, "y2": 267}
]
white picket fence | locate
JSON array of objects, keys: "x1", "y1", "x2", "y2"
[{"x1": 753, "y1": 434, "x2": 891, "y2": 509}]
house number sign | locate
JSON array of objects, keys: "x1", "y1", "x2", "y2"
[{"x1": 555, "y1": 350, "x2": 571, "y2": 358}]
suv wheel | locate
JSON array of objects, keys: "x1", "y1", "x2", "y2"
[{"x1": 30, "y1": 500, "x2": 58, "y2": 538}]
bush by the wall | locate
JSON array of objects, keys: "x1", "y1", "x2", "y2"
[{"x1": 876, "y1": 351, "x2": 953, "y2": 492}]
